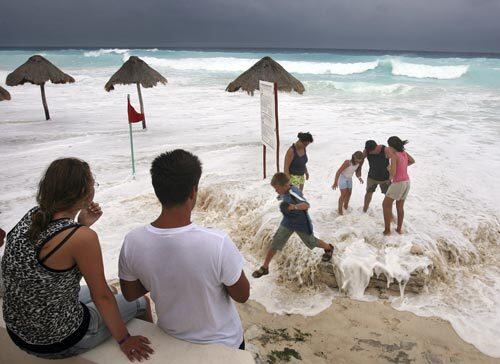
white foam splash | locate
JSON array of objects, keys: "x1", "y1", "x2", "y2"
[
  {"x1": 391, "y1": 60, "x2": 469, "y2": 79},
  {"x1": 136, "y1": 56, "x2": 379, "y2": 75},
  {"x1": 84, "y1": 48, "x2": 130, "y2": 57}
]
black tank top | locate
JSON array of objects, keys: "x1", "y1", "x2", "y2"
[
  {"x1": 367, "y1": 145, "x2": 389, "y2": 181},
  {"x1": 2, "y1": 207, "x2": 90, "y2": 354},
  {"x1": 289, "y1": 144, "x2": 308, "y2": 175}
]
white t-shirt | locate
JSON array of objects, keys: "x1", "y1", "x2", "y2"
[{"x1": 118, "y1": 223, "x2": 244, "y2": 348}]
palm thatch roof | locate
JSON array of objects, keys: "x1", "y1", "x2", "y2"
[
  {"x1": 0, "y1": 85, "x2": 11, "y2": 101},
  {"x1": 6, "y1": 55, "x2": 75, "y2": 86},
  {"x1": 226, "y1": 56, "x2": 305, "y2": 95},
  {"x1": 105, "y1": 56, "x2": 167, "y2": 91}
]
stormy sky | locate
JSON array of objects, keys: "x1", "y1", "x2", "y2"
[{"x1": 1, "y1": 0, "x2": 499, "y2": 53}]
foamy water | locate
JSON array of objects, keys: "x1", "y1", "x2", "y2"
[{"x1": 0, "y1": 48, "x2": 499, "y2": 357}]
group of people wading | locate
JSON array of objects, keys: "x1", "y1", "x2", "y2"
[{"x1": 252, "y1": 132, "x2": 415, "y2": 278}]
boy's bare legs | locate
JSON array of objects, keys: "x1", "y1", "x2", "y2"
[
  {"x1": 395, "y1": 199, "x2": 405, "y2": 234},
  {"x1": 262, "y1": 249, "x2": 277, "y2": 269},
  {"x1": 317, "y1": 239, "x2": 333, "y2": 251},
  {"x1": 363, "y1": 191, "x2": 373, "y2": 212},
  {"x1": 382, "y1": 196, "x2": 394, "y2": 235}
]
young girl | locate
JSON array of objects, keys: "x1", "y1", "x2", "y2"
[
  {"x1": 1, "y1": 158, "x2": 153, "y2": 361},
  {"x1": 332, "y1": 151, "x2": 364, "y2": 215},
  {"x1": 383, "y1": 136, "x2": 415, "y2": 235}
]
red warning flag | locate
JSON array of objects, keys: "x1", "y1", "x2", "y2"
[{"x1": 128, "y1": 98, "x2": 144, "y2": 123}]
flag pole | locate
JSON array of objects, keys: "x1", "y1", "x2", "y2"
[{"x1": 127, "y1": 94, "x2": 136, "y2": 178}]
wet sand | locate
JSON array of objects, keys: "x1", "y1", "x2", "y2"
[{"x1": 237, "y1": 298, "x2": 500, "y2": 364}]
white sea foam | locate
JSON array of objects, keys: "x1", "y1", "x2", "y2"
[
  {"x1": 84, "y1": 48, "x2": 130, "y2": 57},
  {"x1": 136, "y1": 55, "x2": 379, "y2": 75},
  {"x1": 312, "y1": 81, "x2": 413, "y2": 94},
  {"x1": 391, "y1": 60, "x2": 469, "y2": 79}
]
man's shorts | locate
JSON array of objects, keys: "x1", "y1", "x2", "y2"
[
  {"x1": 290, "y1": 174, "x2": 305, "y2": 186},
  {"x1": 385, "y1": 181, "x2": 410, "y2": 201},
  {"x1": 271, "y1": 225, "x2": 318, "y2": 251},
  {"x1": 366, "y1": 178, "x2": 391, "y2": 194},
  {"x1": 338, "y1": 175, "x2": 352, "y2": 190}
]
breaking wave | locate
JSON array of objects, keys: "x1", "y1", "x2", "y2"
[
  {"x1": 136, "y1": 55, "x2": 380, "y2": 75},
  {"x1": 84, "y1": 48, "x2": 130, "y2": 57},
  {"x1": 391, "y1": 60, "x2": 469, "y2": 79}
]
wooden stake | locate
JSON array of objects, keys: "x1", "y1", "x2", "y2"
[
  {"x1": 263, "y1": 144, "x2": 267, "y2": 179},
  {"x1": 40, "y1": 82, "x2": 50, "y2": 120},
  {"x1": 274, "y1": 82, "x2": 280, "y2": 173},
  {"x1": 136, "y1": 82, "x2": 146, "y2": 129}
]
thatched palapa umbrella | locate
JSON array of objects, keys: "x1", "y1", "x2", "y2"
[
  {"x1": 226, "y1": 56, "x2": 305, "y2": 95},
  {"x1": 226, "y1": 56, "x2": 305, "y2": 177},
  {"x1": 105, "y1": 56, "x2": 167, "y2": 129},
  {"x1": 6, "y1": 55, "x2": 74, "y2": 120},
  {"x1": 0, "y1": 85, "x2": 11, "y2": 101}
]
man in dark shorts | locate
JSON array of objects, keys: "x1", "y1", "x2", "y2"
[{"x1": 361, "y1": 140, "x2": 391, "y2": 212}]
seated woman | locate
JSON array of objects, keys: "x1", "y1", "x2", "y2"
[{"x1": 1, "y1": 158, "x2": 154, "y2": 361}]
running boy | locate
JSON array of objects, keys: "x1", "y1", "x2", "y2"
[{"x1": 252, "y1": 173, "x2": 334, "y2": 278}]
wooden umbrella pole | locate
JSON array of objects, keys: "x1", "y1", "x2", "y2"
[
  {"x1": 274, "y1": 82, "x2": 280, "y2": 173},
  {"x1": 136, "y1": 82, "x2": 146, "y2": 129},
  {"x1": 40, "y1": 82, "x2": 50, "y2": 120}
]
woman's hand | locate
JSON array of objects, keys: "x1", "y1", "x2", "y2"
[
  {"x1": 358, "y1": 177, "x2": 364, "y2": 184},
  {"x1": 78, "y1": 202, "x2": 103, "y2": 227},
  {"x1": 305, "y1": 172, "x2": 310, "y2": 180},
  {"x1": 332, "y1": 183, "x2": 338, "y2": 190},
  {"x1": 120, "y1": 335, "x2": 154, "y2": 362}
]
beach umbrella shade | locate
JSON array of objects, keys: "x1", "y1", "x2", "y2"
[
  {"x1": 105, "y1": 56, "x2": 167, "y2": 129},
  {"x1": 226, "y1": 56, "x2": 305, "y2": 177},
  {"x1": 6, "y1": 55, "x2": 75, "y2": 120},
  {"x1": 225, "y1": 56, "x2": 305, "y2": 96},
  {"x1": 0, "y1": 85, "x2": 11, "y2": 101}
]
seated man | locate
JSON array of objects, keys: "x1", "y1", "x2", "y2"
[
  {"x1": 119, "y1": 149, "x2": 249, "y2": 350},
  {"x1": 252, "y1": 173, "x2": 334, "y2": 278}
]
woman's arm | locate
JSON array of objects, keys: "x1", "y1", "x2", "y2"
[
  {"x1": 284, "y1": 148, "x2": 293, "y2": 176},
  {"x1": 332, "y1": 160, "x2": 349, "y2": 189},
  {"x1": 73, "y1": 228, "x2": 153, "y2": 361},
  {"x1": 388, "y1": 155, "x2": 397, "y2": 180},
  {"x1": 407, "y1": 153, "x2": 415, "y2": 166}
]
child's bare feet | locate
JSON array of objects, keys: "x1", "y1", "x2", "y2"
[
  {"x1": 396, "y1": 228, "x2": 403, "y2": 234},
  {"x1": 338, "y1": 209, "x2": 343, "y2": 215},
  {"x1": 383, "y1": 230, "x2": 391, "y2": 236}
]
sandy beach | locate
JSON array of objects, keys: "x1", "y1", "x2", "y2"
[{"x1": 237, "y1": 299, "x2": 499, "y2": 364}]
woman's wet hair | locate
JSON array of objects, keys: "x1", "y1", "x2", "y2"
[
  {"x1": 365, "y1": 140, "x2": 377, "y2": 152},
  {"x1": 28, "y1": 158, "x2": 93, "y2": 241},
  {"x1": 351, "y1": 151, "x2": 364, "y2": 164},
  {"x1": 387, "y1": 136, "x2": 408, "y2": 152},
  {"x1": 297, "y1": 132, "x2": 313, "y2": 143}
]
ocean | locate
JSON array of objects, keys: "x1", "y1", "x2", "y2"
[{"x1": 0, "y1": 48, "x2": 499, "y2": 357}]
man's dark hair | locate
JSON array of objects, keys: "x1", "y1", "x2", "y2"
[
  {"x1": 365, "y1": 140, "x2": 377, "y2": 152},
  {"x1": 150, "y1": 149, "x2": 202, "y2": 207}
]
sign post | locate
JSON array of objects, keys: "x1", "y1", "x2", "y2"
[{"x1": 260, "y1": 80, "x2": 280, "y2": 179}]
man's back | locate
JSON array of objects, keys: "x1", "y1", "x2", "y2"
[{"x1": 119, "y1": 223, "x2": 244, "y2": 348}]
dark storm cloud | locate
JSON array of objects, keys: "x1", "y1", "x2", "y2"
[{"x1": 0, "y1": 0, "x2": 499, "y2": 52}]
